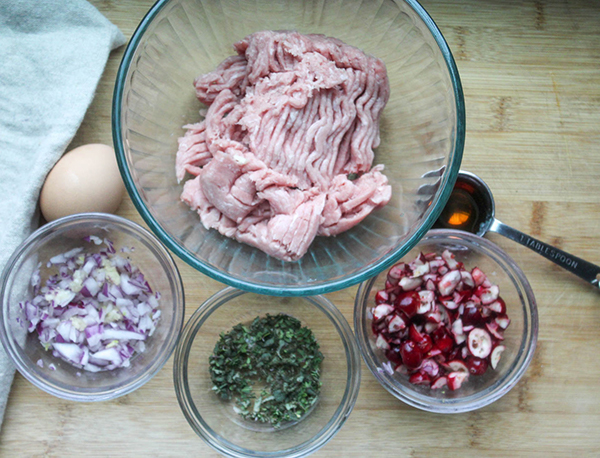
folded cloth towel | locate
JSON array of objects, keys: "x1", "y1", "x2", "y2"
[{"x1": 0, "y1": 0, "x2": 125, "y2": 427}]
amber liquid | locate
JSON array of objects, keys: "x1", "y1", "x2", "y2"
[{"x1": 434, "y1": 187, "x2": 480, "y2": 233}]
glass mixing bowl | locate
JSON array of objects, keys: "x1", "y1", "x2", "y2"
[
  {"x1": 113, "y1": 0, "x2": 465, "y2": 295},
  {"x1": 354, "y1": 229, "x2": 538, "y2": 413},
  {"x1": 173, "y1": 288, "x2": 361, "y2": 457},
  {"x1": 0, "y1": 213, "x2": 185, "y2": 401}
]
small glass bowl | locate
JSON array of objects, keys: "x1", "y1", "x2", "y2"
[
  {"x1": 173, "y1": 287, "x2": 361, "y2": 458},
  {"x1": 354, "y1": 229, "x2": 538, "y2": 413},
  {"x1": 0, "y1": 213, "x2": 185, "y2": 401}
]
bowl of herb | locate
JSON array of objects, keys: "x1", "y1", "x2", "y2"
[{"x1": 173, "y1": 287, "x2": 361, "y2": 457}]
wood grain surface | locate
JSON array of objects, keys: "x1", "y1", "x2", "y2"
[{"x1": 2, "y1": 0, "x2": 600, "y2": 456}]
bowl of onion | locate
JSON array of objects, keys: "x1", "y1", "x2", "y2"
[
  {"x1": 0, "y1": 213, "x2": 185, "y2": 401},
  {"x1": 354, "y1": 229, "x2": 538, "y2": 413}
]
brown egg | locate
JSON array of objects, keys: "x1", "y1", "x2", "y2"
[{"x1": 40, "y1": 144, "x2": 126, "y2": 222}]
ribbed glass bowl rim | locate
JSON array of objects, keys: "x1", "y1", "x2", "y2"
[
  {"x1": 0, "y1": 213, "x2": 186, "y2": 401},
  {"x1": 173, "y1": 287, "x2": 362, "y2": 458},
  {"x1": 354, "y1": 229, "x2": 539, "y2": 413},
  {"x1": 112, "y1": 0, "x2": 466, "y2": 296}
]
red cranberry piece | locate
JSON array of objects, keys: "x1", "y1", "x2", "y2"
[
  {"x1": 384, "y1": 280, "x2": 400, "y2": 295},
  {"x1": 425, "y1": 347, "x2": 443, "y2": 359},
  {"x1": 471, "y1": 267, "x2": 487, "y2": 286},
  {"x1": 408, "y1": 324, "x2": 425, "y2": 343},
  {"x1": 431, "y1": 376, "x2": 448, "y2": 389},
  {"x1": 387, "y1": 314, "x2": 406, "y2": 333},
  {"x1": 375, "y1": 290, "x2": 389, "y2": 305},
  {"x1": 420, "y1": 358, "x2": 440, "y2": 377},
  {"x1": 417, "y1": 334, "x2": 433, "y2": 353},
  {"x1": 400, "y1": 340, "x2": 423, "y2": 369},
  {"x1": 465, "y1": 356, "x2": 489, "y2": 375},
  {"x1": 495, "y1": 314, "x2": 511, "y2": 329},
  {"x1": 385, "y1": 346, "x2": 403, "y2": 365},
  {"x1": 485, "y1": 321, "x2": 505, "y2": 341},
  {"x1": 375, "y1": 334, "x2": 390, "y2": 350},
  {"x1": 387, "y1": 263, "x2": 407, "y2": 284},
  {"x1": 373, "y1": 304, "x2": 394, "y2": 322},
  {"x1": 423, "y1": 252, "x2": 438, "y2": 261},
  {"x1": 490, "y1": 344, "x2": 505, "y2": 369},
  {"x1": 432, "y1": 327, "x2": 453, "y2": 354},
  {"x1": 462, "y1": 306, "x2": 484, "y2": 327},
  {"x1": 438, "y1": 270, "x2": 461, "y2": 295},
  {"x1": 409, "y1": 372, "x2": 431, "y2": 386},
  {"x1": 488, "y1": 297, "x2": 506, "y2": 314},
  {"x1": 447, "y1": 345, "x2": 462, "y2": 361},
  {"x1": 467, "y1": 328, "x2": 492, "y2": 359},
  {"x1": 399, "y1": 277, "x2": 423, "y2": 291},
  {"x1": 447, "y1": 371, "x2": 469, "y2": 390},
  {"x1": 371, "y1": 321, "x2": 380, "y2": 335},
  {"x1": 453, "y1": 289, "x2": 472, "y2": 305},
  {"x1": 445, "y1": 359, "x2": 469, "y2": 373},
  {"x1": 460, "y1": 270, "x2": 475, "y2": 288},
  {"x1": 480, "y1": 285, "x2": 500, "y2": 304},
  {"x1": 396, "y1": 291, "x2": 420, "y2": 318}
]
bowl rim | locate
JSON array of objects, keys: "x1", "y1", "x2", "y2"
[
  {"x1": 354, "y1": 229, "x2": 539, "y2": 413},
  {"x1": 173, "y1": 287, "x2": 361, "y2": 458},
  {"x1": 112, "y1": 0, "x2": 466, "y2": 297},
  {"x1": 0, "y1": 212, "x2": 186, "y2": 401}
]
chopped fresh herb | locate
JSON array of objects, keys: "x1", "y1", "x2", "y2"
[{"x1": 209, "y1": 313, "x2": 324, "y2": 428}]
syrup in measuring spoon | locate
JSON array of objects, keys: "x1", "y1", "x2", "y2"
[
  {"x1": 433, "y1": 180, "x2": 487, "y2": 235},
  {"x1": 433, "y1": 171, "x2": 600, "y2": 288}
]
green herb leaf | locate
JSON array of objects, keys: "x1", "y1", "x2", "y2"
[{"x1": 208, "y1": 314, "x2": 323, "y2": 428}]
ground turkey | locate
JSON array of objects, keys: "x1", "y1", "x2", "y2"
[{"x1": 176, "y1": 31, "x2": 391, "y2": 261}]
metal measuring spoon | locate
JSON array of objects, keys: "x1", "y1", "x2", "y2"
[{"x1": 434, "y1": 170, "x2": 600, "y2": 288}]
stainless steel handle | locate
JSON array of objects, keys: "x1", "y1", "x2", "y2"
[{"x1": 489, "y1": 219, "x2": 600, "y2": 288}]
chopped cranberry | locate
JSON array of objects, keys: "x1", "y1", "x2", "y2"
[
  {"x1": 435, "y1": 335, "x2": 454, "y2": 354},
  {"x1": 396, "y1": 291, "x2": 420, "y2": 318},
  {"x1": 416, "y1": 334, "x2": 433, "y2": 354},
  {"x1": 431, "y1": 327, "x2": 453, "y2": 354},
  {"x1": 490, "y1": 345, "x2": 505, "y2": 369},
  {"x1": 400, "y1": 340, "x2": 423, "y2": 369},
  {"x1": 420, "y1": 358, "x2": 440, "y2": 377},
  {"x1": 408, "y1": 324, "x2": 425, "y2": 343},
  {"x1": 385, "y1": 280, "x2": 400, "y2": 294},
  {"x1": 447, "y1": 345, "x2": 462, "y2": 361},
  {"x1": 462, "y1": 306, "x2": 484, "y2": 327},
  {"x1": 387, "y1": 263, "x2": 407, "y2": 284},
  {"x1": 465, "y1": 356, "x2": 489, "y2": 375},
  {"x1": 447, "y1": 371, "x2": 469, "y2": 390},
  {"x1": 453, "y1": 289, "x2": 472, "y2": 304},
  {"x1": 471, "y1": 267, "x2": 487, "y2": 286},
  {"x1": 431, "y1": 376, "x2": 448, "y2": 389},
  {"x1": 485, "y1": 321, "x2": 505, "y2": 341},
  {"x1": 473, "y1": 285, "x2": 486, "y2": 297},
  {"x1": 488, "y1": 297, "x2": 506, "y2": 314},
  {"x1": 371, "y1": 250, "x2": 510, "y2": 392},
  {"x1": 375, "y1": 290, "x2": 389, "y2": 305},
  {"x1": 409, "y1": 372, "x2": 431, "y2": 386},
  {"x1": 495, "y1": 314, "x2": 511, "y2": 329},
  {"x1": 385, "y1": 346, "x2": 403, "y2": 365}
]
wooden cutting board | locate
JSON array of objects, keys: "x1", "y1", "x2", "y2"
[{"x1": 2, "y1": 0, "x2": 600, "y2": 456}]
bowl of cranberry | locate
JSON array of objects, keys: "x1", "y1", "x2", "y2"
[{"x1": 354, "y1": 229, "x2": 538, "y2": 413}]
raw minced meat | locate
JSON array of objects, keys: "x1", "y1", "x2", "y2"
[{"x1": 176, "y1": 31, "x2": 391, "y2": 261}]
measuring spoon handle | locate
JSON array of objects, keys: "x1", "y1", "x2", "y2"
[{"x1": 489, "y1": 219, "x2": 600, "y2": 288}]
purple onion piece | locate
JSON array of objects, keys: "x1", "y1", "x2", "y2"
[{"x1": 21, "y1": 237, "x2": 161, "y2": 373}]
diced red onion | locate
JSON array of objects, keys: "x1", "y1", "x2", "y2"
[{"x1": 19, "y1": 238, "x2": 161, "y2": 372}]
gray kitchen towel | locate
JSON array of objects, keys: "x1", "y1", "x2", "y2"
[{"x1": 0, "y1": 0, "x2": 125, "y2": 427}]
